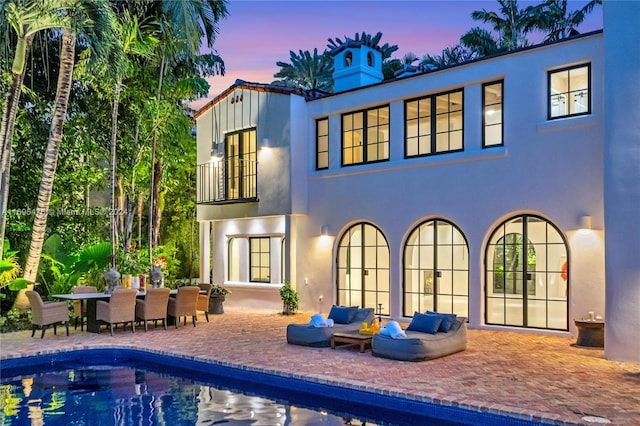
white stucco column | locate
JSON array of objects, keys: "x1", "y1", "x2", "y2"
[
  {"x1": 603, "y1": 1, "x2": 640, "y2": 362},
  {"x1": 199, "y1": 221, "x2": 211, "y2": 283}
]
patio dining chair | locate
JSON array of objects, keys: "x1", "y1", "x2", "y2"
[
  {"x1": 167, "y1": 286, "x2": 199, "y2": 328},
  {"x1": 196, "y1": 283, "x2": 213, "y2": 322},
  {"x1": 135, "y1": 287, "x2": 170, "y2": 331},
  {"x1": 26, "y1": 290, "x2": 70, "y2": 339},
  {"x1": 72, "y1": 285, "x2": 97, "y2": 331},
  {"x1": 96, "y1": 288, "x2": 137, "y2": 336}
]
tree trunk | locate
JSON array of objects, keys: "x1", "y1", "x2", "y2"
[
  {"x1": 15, "y1": 30, "x2": 75, "y2": 311},
  {"x1": 109, "y1": 80, "x2": 122, "y2": 267},
  {"x1": 0, "y1": 35, "x2": 33, "y2": 259},
  {"x1": 151, "y1": 159, "x2": 163, "y2": 248}
]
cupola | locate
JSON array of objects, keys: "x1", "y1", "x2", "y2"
[{"x1": 331, "y1": 39, "x2": 383, "y2": 93}]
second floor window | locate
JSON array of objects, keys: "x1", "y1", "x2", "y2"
[
  {"x1": 342, "y1": 105, "x2": 389, "y2": 166},
  {"x1": 483, "y1": 81, "x2": 503, "y2": 147},
  {"x1": 548, "y1": 64, "x2": 590, "y2": 119},
  {"x1": 406, "y1": 89, "x2": 463, "y2": 157},
  {"x1": 316, "y1": 118, "x2": 329, "y2": 170}
]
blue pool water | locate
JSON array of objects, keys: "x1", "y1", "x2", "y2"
[{"x1": 1, "y1": 349, "x2": 544, "y2": 425}]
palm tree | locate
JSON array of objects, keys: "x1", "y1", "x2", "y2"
[
  {"x1": 102, "y1": 11, "x2": 157, "y2": 267},
  {"x1": 421, "y1": 45, "x2": 476, "y2": 70},
  {"x1": 17, "y1": 1, "x2": 114, "y2": 311},
  {"x1": 273, "y1": 48, "x2": 333, "y2": 92},
  {"x1": 0, "y1": 0, "x2": 84, "y2": 259},
  {"x1": 533, "y1": 0, "x2": 602, "y2": 42},
  {"x1": 142, "y1": 0, "x2": 227, "y2": 262},
  {"x1": 461, "y1": 0, "x2": 538, "y2": 56}
]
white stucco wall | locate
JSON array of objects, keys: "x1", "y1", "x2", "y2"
[{"x1": 603, "y1": 2, "x2": 640, "y2": 363}]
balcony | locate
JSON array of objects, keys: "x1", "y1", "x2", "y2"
[{"x1": 197, "y1": 159, "x2": 258, "y2": 204}]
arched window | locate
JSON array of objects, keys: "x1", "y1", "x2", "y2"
[
  {"x1": 403, "y1": 219, "x2": 469, "y2": 317},
  {"x1": 367, "y1": 52, "x2": 374, "y2": 67},
  {"x1": 345, "y1": 51, "x2": 352, "y2": 67},
  {"x1": 336, "y1": 223, "x2": 389, "y2": 315},
  {"x1": 485, "y1": 215, "x2": 568, "y2": 330}
]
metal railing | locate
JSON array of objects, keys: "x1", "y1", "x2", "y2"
[{"x1": 197, "y1": 159, "x2": 258, "y2": 204}]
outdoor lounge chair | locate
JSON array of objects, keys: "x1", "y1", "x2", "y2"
[
  {"x1": 135, "y1": 287, "x2": 170, "y2": 331},
  {"x1": 26, "y1": 290, "x2": 70, "y2": 339},
  {"x1": 167, "y1": 286, "x2": 199, "y2": 328},
  {"x1": 96, "y1": 288, "x2": 137, "y2": 336},
  {"x1": 287, "y1": 307, "x2": 375, "y2": 347}
]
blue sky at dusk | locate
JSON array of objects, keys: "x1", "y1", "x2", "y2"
[{"x1": 192, "y1": 0, "x2": 603, "y2": 109}]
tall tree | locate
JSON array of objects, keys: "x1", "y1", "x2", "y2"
[
  {"x1": 273, "y1": 48, "x2": 333, "y2": 92},
  {"x1": 533, "y1": 0, "x2": 602, "y2": 42},
  {"x1": 0, "y1": 0, "x2": 83, "y2": 259},
  {"x1": 461, "y1": 0, "x2": 538, "y2": 56},
  {"x1": 421, "y1": 45, "x2": 476, "y2": 70},
  {"x1": 17, "y1": 0, "x2": 114, "y2": 310}
]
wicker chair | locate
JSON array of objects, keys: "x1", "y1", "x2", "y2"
[
  {"x1": 196, "y1": 283, "x2": 213, "y2": 322},
  {"x1": 135, "y1": 287, "x2": 170, "y2": 331},
  {"x1": 26, "y1": 290, "x2": 70, "y2": 339},
  {"x1": 96, "y1": 288, "x2": 137, "y2": 336},
  {"x1": 72, "y1": 285, "x2": 97, "y2": 331},
  {"x1": 167, "y1": 286, "x2": 199, "y2": 328}
]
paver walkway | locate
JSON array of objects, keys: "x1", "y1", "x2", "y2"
[{"x1": 1, "y1": 308, "x2": 638, "y2": 425}]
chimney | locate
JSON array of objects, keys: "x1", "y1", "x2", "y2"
[{"x1": 331, "y1": 39, "x2": 383, "y2": 93}]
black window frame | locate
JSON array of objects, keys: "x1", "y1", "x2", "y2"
[
  {"x1": 482, "y1": 80, "x2": 504, "y2": 148},
  {"x1": 404, "y1": 88, "x2": 464, "y2": 158},
  {"x1": 547, "y1": 63, "x2": 591, "y2": 120},
  {"x1": 316, "y1": 118, "x2": 329, "y2": 170},
  {"x1": 341, "y1": 105, "x2": 390, "y2": 167}
]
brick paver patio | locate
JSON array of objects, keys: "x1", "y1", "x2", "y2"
[{"x1": 1, "y1": 308, "x2": 638, "y2": 425}]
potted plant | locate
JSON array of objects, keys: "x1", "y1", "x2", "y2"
[
  {"x1": 209, "y1": 284, "x2": 231, "y2": 314},
  {"x1": 279, "y1": 281, "x2": 298, "y2": 315}
]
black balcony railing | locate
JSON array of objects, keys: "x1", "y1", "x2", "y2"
[{"x1": 197, "y1": 159, "x2": 258, "y2": 204}]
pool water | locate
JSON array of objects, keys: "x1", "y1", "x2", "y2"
[
  {"x1": 1, "y1": 366, "x2": 358, "y2": 425},
  {"x1": 0, "y1": 349, "x2": 545, "y2": 425}
]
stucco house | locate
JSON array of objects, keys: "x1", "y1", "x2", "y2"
[{"x1": 195, "y1": 2, "x2": 639, "y2": 363}]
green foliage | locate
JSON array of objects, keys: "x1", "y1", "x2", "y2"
[
  {"x1": 0, "y1": 309, "x2": 32, "y2": 333},
  {"x1": 118, "y1": 249, "x2": 148, "y2": 275},
  {"x1": 279, "y1": 281, "x2": 299, "y2": 314},
  {"x1": 211, "y1": 284, "x2": 230, "y2": 295}
]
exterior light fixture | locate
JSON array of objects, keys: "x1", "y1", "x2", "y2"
[
  {"x1": 261, "y1": 138, "x2": 270, "y2": 151},
  {"x1": 210, "y1": 145, "x2": 222, "y2": 163},
  {"x1": 321, "y1": 225, "x2": 329, "y2": 236},
  {"x1": 580, "y1": 215, "x2": 592, "y2": 230}
]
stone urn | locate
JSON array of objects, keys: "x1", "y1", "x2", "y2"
[
  {"x1": 208, "y1": 294, "x2": 226, "y2": 315},
  {"x1": 104, "y1": 268, "x2": 120, "y2": 294},
  {"x1": 149, "y1": 266, "x2": 164, "y2": 288}
]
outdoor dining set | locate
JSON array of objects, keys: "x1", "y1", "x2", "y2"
[{"x1": 26, "y1": 283, "x2": 212, "y2": 338}]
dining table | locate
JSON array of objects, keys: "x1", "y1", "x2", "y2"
[{"x1": 52, "y1": 289, "x2": 183, "y2": 333}]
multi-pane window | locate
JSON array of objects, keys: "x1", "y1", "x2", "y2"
[
  {"x1": 342, "y1": 105, "x2": 389, "y2": 166},
  {"x1": 250, "y1": 237, "x2": 270, "y2": 283},
  {"x1": 548, "y1": 64, "x2": 590, "y2": 119},
  {"x1": 316, "y1": 118, "x2": 329, "y2": 170},
  {"x1": 225, "y1": 128, "x2": 257, "y2": 200},
  {"x1": 483, "y1": 81, "x2": 503, "y2": 147},
  {"x1": 405, "y1": 89, "x2": 463, "y2": 157}
]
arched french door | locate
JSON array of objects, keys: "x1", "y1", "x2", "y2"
[
  {"x1": 336, "y1": 223, "x2": 390, "y2": 315},
  {"x1": 403, "y1": 219, "x2": 469, "y2": 317},
  {"x1": 485, "y1": 215, "x2": 568, "y2": 330}
]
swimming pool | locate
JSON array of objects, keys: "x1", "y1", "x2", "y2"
[{"x1": 1, "y1": 349, "x2": 545, "y2": 425}]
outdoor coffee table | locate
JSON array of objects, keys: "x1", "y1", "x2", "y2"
[{"x1": 330, "y1": 331, "x2": 373, "y2": 353}]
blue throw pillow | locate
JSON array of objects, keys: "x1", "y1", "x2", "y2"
[
  {"x1": 426, "y1": 311, "x2": 457, "y2": 332},
  {"x1": 328, "y1": 305, "x2": 358, "y2": 324},
  {"x1": 406, "y1": 312, "x2": 442, "y2": 334}
]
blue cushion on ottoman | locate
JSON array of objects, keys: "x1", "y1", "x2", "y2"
[
  {"x1": 328, "y1": 305, "x2": 358, "y2": 324},
  {"x1": 426, "y1": 311, "x2": 457, "y2": 332},
  {"x1": 406, "y1": 312, "x2": 442, "y2": 334}
]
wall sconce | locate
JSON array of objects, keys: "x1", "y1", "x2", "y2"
[
  {"x1": 321, "y1": 225, "x2": 329, "y2": 236},
  {"x1": 261, "y1": 138, "x2": 270, "y2": 151},
  {"x1": 580, "y1": 215, "x2": 592, "y2": 230},
  {"x1": 210, "y1": 145, "x2": 222, "y2": 163}
]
